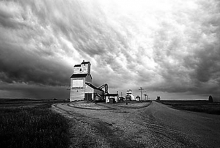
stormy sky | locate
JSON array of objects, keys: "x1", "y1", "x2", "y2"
[{"x1": 0, "y1": 0, "x2": 219, "y2": 100}]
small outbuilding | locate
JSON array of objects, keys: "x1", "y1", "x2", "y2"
[{"x1": 105, "y1": 94, "x2": 119, "y2": 103}]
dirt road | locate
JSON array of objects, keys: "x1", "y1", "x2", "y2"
[{"x1": 52, "y1": 101, "x2": 220, "y2": 148}]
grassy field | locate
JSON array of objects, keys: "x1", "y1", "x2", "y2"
[
  {"x1": 159, "y1": 100, "x2": 220, "y2": 115},
  {"x1": 0, "y1": 99, "x2": 70, "y2": 148}
]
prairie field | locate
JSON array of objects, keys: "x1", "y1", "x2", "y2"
[
  {"x1": 159, "y1": 100, "x2": 220, "y2": 115},
  {"x1": 0, "y1": 99, "x2": 70, "y2": 148}
]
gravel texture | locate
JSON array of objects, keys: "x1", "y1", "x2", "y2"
[{"x1": 52, "y1": 101, "x2": 220, "y2": 148}]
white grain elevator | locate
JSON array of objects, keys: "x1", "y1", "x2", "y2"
[{"x1": 70, "y1": 61, "x2": 104, "y2": 102}]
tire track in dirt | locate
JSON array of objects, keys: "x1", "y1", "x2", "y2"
[
  {"x1": 52, "y1": 103, "x2": 145, "y2": 148},
  {"x1": 129, "y1": 108, "x2": 204, "y2": 148},
  {"x1": 131, "y1": 102, "x2": 219, "y2": 148},
  {"x1": 52, "y1": 102, "x2": 180, "y2": 147},
  {"x1": 52, "y1": 101, "x2": 220, "y2": 148}
]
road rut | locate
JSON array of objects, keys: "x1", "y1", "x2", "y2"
[{"x1": 52, "y1": 101, "x2": 220, "y2": 148}]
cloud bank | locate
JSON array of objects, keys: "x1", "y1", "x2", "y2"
[{"x1": 0, "y1": 0, "x2": 219, "y2": 99}]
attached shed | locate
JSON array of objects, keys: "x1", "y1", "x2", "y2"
[{"x1": 85, "y1": 82, "x2": 104, "y2": 101}]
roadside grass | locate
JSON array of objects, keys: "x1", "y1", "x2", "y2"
[
  {"x1": 160, "y1": 100, "x2": 220, "y2": 115},
  {"x1": 0, "y1": 103, "x2": 70, "y2": 148}
]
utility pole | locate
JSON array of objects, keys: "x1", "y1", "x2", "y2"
[{"x1": 139, "y1": 87, "x2": 144, "y2": 101}]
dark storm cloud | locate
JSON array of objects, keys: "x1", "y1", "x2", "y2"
[
  {"x1": 0, "y1": 0, "x2": 75, "y2": 87},
  {"x1": 0, "y1": 42, "x2": 72, "y2": 86},
  {"x1": 0, "y1": 0, "x2": 220, "y2": 99}
]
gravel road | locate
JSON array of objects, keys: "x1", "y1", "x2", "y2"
[{"x1": 52, "y1": 101, "x2": 220, "y2": 148}]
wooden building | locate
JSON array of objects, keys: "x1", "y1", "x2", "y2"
[
  {"x1": 70, "y1": 61, "x2": 104, "y2": 101},
  {"x1": 85, "y1": 82, "x2": 104, "y2": 101}
]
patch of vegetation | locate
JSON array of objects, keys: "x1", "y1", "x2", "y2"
[
  {"x1": 0, "y1": 104, "x2": 70, "y2": 148},
  {"x1": 160, "y1": 100, "x2": 220, "y2": 115}
]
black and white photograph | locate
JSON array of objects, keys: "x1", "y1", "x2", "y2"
[{"x1": 0, "y1": 0, "x2": 220, "y2": 147}]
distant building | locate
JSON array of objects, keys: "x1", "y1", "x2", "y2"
[
  {"x1": 136, "y1": 96, "x2": 140, "y2": 101},
  {"x1": 105, "y1": 94, "x2": 119, "y2": 103},
  {"x1": 208, "y1": 95, "x2": 213, "y2": 102},
  {"x1": 126, "y1": 89, "x2": 135, "y2": 101},
  {"x1": 70, "y1": 61, "x2": 104, "y2": 101},
  {"x1": 156, "y1": 96, "x2": 161, "y2": 101}
]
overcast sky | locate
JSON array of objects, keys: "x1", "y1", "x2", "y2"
[{"x1": 0, "y1": 0, "x2": 219, "y2": 100}]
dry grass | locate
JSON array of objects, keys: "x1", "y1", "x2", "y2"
[
  {"x1": 0, "y1": 102, "x2": 70, "y2": 148},
  {"x1": 160, "y1": 100, "x2": 220, "y2": 115}
]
